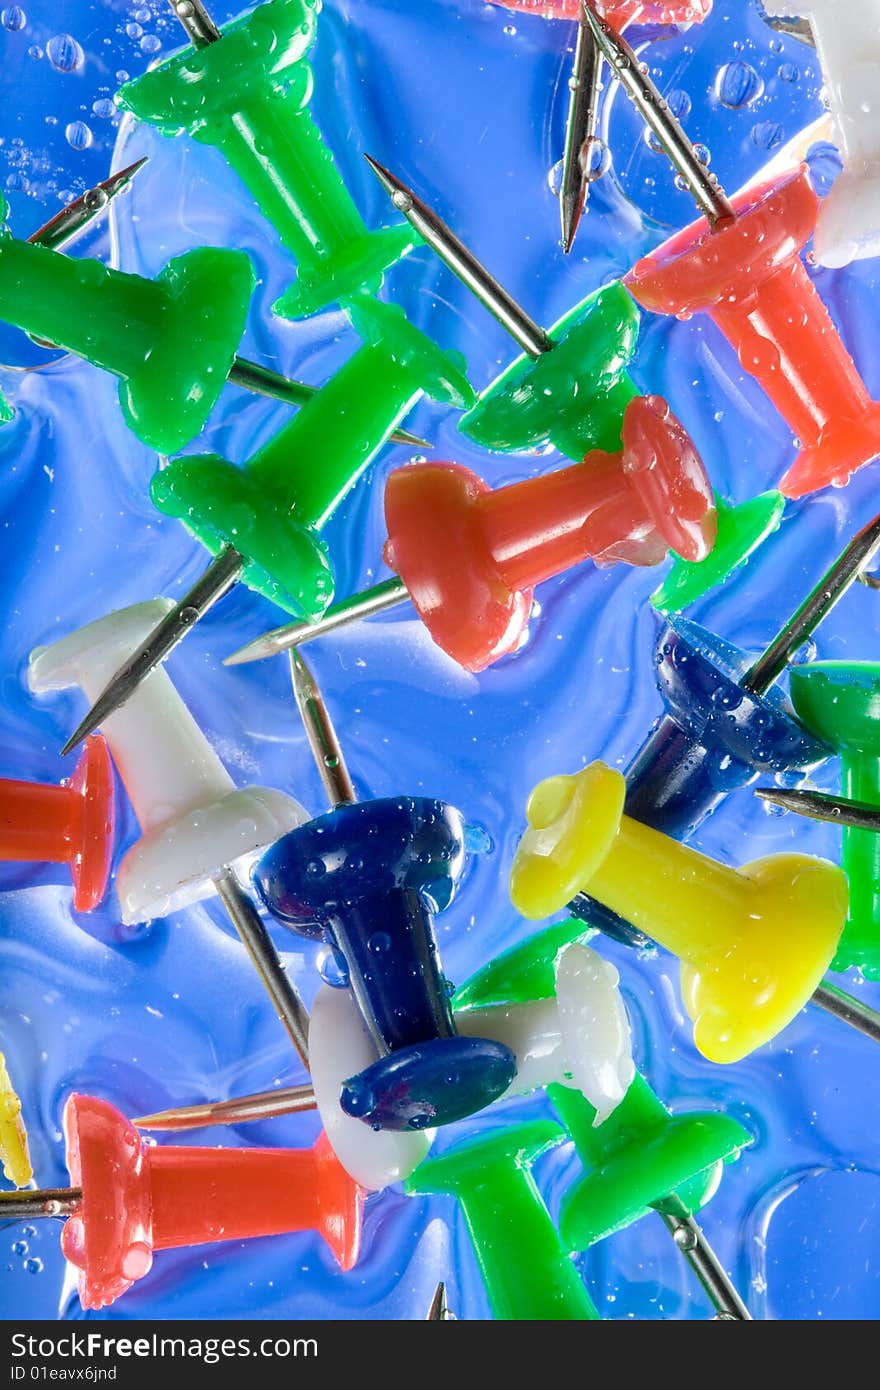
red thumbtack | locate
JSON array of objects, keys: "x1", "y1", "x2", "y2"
[
  {"x1": 59, "y1": 1094, "x2": 364, "y2": 1310},
  {"x1": 384, "y1": 393, "x2": 715, "y2": 671},
  {"x1": 0, "y1": 737, "x2": 114, "y2": 912},
  {"x1": 626, "y1": 165, "x2": 880, "y2": 499}
]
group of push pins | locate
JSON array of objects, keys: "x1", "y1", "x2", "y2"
[{"x1": 1, "y1": 0, "x2": 880, "y2": 1320}]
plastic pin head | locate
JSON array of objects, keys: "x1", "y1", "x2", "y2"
[
  {"x1": 512, "y1": 761, "x2": 848, "y2": 1062},
  {"x1": 0, "y1": 1053, "x2": 32, "y2": 1188}
]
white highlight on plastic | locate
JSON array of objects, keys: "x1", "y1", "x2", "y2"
[
  {"x1": 28, "y1": 601, "x2": 308, "y2": 923},
  {"x1": 764, "y1": 2, "x2": 880, "y2": 266},
  {"x1": 457, "y1": 942, "x2": 634, "y2": 1125},
  {"x1": 309, "y1": 984, "x2": 434, "y2": 1191}
]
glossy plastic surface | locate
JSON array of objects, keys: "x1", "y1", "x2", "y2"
[
  {"x1": 0, "y1": 736, "x2": 114, "y2": 913},
  {"x1": 29, "y1": 602, "x2": 307, "y2": 923},
  {"x1": 511, "y1": 761, "x2": 849, "y2": 1062},
  {"x1": 790, "y1": 661, "x2": 880, "y2": 979},
  {"x1": 406, "y1": 1120, "x2": 601, "y2": 1320},
  {"x1": 152, "y1": 298, "x2": 474, "y2": 620},
  {"x1": 0, "y1": 194, "x2": 252, "y2": 453},
  {"x1": 0, "y1": 1052, "x2": 32, "y2": 1188},
  {"x1": 118, "y1": 0, "x2": 416, "y2": 317},
  {"x1": 255, "y1": 796, "x2": 516, "y2": 1128},
  {"x1": 626, "y1": 165, "x2": 880, "y2": 498},
  {"x1": 60, "y1": 1094, "x2": 363, "y2": 1312}
]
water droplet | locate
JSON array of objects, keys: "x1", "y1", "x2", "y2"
[
  {"x1": 65, "y1": 120, "x2": 92, "y2": 151},
  {"x1": 11, "y1": 1240, "x2": 27, "y2": 1256},
  {"x1": 47, "y1": 33, "x2": 84, "y2": 71},
  {"x1": 779, "y1": 62, "x2": 799, "y2": 83},
  {"x1": 92, "y1": 97, "x2": 116, "y2": 119},
  {"x1": 716, "y1": 60, "x2": 763, "y2": 109},
  {"x1": 752, "y1": 121, "x2": 784, "y2": 151},
  {"x1": 140, "y1": 33, "x2": 161, "y2": 54},
  {"x1": 667, "y1": 89, "x2": 691, "y2": 121},
  {"x1": 27, "y1": 42, "x2": 42, "y2": 58},
  {"x1": 126, "y1": 22, "x2": 143, "y2": 39},
  {"x1": 24, "y1": 1257, "x2": 42, "y2": 1274},
  {"x1": 1, "y1": 7, "x2": 26, "y2": 31},
  {"x1": 4, "y1": 171, "x2": 28, "y2": 192}
]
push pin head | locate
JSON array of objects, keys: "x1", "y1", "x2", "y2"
[
  {"x1": 763, "y1": 2, "x2": 880, "y2": 267},
  {"x1": 0, "y1": 207, "x2": 253, "y2": 453},
  {"x1": 384, "y1": 397, "x2": 714, "y2": 671},
  {"x1": 461, "y1": 282, "x2": 641, "y2": 459},
  {"x1": 0, "y1": 737, "x2": 115, "y2": 913},
  {"x1": 255, "y1": 796, "x2": 516, "y2": 1130},
  {"x1": 511, "y1": 761, "x2": 848, "y2": 1061},
  {"x1": 0, "y1": 1053, "x2": 32, "y2": 1188},
  {"x1": 789, "y1": 661, "x2": 880, "y2": 978},
  {"x1": 60, "y1": 1093, "x2": 364, "y2": 1310},
  {"x1": 29, "y1": 601, "x2": 306, "y2": 923},
  {"x1": 120, "y1": 1, "x2": 416, "y2": 318},
  {"x1": 626, "y1": 165, "x2": 880, "y2": 498}
]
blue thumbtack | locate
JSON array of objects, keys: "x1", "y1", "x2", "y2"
[{"x1": 253, "y1": 652, "x2": 516, "y2": 1132}]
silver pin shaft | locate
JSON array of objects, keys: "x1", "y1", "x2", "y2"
[
  {"x1": 657, "y1": 1209, "x2": 751, "y2": 1320},
  {"x1": 214, "y1": 871, "x2": 310, "y2": 1069},
  {"x1": 560, "y1": 18, "x2": 604, "y2": 254},
  {"x1": 134, "y1": 1082, "x2": 316, "y2": 1131},
  {"x1": 580, "y1": 1, "x2": 735, "y2": 229},
  {"x1": 60, "y1": 546, "x2": 246, "y2": 756},
  {"x1": 169, "y1": 0, "x2": 221, "y2": 47},
  {"x1": 225, "y1": 576, "x2": 410, "y2": 667},
  {"x1": 289, "y1": 651, "x2": 357, "y2": 807},
  {"x1": 755, "y1": 786, "x2": 880, "y2": 832},
  {"x1": 426, "y1": 1281, "x2": 454, "y2": 1320},
  {"x1": 365, "y1": 155, "x2": 553, "y2": 359},
  {"x1": 741, "y1": 511, "x2": 880, "y2": 697},
  {"x1": 0, "y1": 1188, "x2": 82, "y2": 1220},
  {"x1": 812, "y1": 982, "x2": 880, "y2": 1046},
  {"x1": 28, "y1": 158, "x2": 148, "y2": 254}
]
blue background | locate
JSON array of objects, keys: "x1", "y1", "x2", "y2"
[{"x1": 0, "y1": 0, "x2": 878, "y2": 1319}]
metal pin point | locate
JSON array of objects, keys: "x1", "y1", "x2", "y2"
[
  {"x1": 560, "y1": 17, "x2": 604, "y2": 253},
  {"x1": 364, "y1": 155, "x2": 553, "y2": 358},
  {"x1": 133, "y1": 1082, "x2": 317, "y2": 1132},
  {"x1": 740, "y1": 510, "x2": 880, "y2": 697},
  {"x1": 426, "y1": 1281, "x2": 455, "y2": 1320},
  {"x1": 289, "y1": 651, "x2": 357, "y2": 808},
  {"x1": 755, "y1": 786, "x2": 880, "y2": 832},
  {"x1": 0, "y1": 1188, "x2": 82, "y2": 1220},
  {"x1": 657, "y1": 1209, "x2": 751, "y2": 1320},
  {"x1": 579, "y1": 1, "x2": 736, "y2": 229},
  {"x1": 225, "y1": 577, "x2": 410, "y2": 666},
  {"x1": 27, "y1": 157, "x2": 148, "y2": 253}
]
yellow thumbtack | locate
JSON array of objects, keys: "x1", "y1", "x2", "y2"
[
  {"x1": 510, "y1": 762, "x2": 848, "y2": 1065},
  {"x1": 0, "y1": 1052, "x2": 33, "y2": 1188}
]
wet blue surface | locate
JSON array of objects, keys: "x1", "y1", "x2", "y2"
[{"x1": 0, "y1": 0, "x2": 879, "y2": 1320}]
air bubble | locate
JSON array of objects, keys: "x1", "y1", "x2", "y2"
[
  {"x1": 47, "y1": 33, "x2": 84, "y2": 71},
  {"x1": 140, "y1": 34, "x2": 161, "y2": 55},
  {"x1": 1, "y1": 7, "x2": 26, "y2": 31},
  {"x1": 65, "y1": 120, "x2": 92, "y2": 151}
]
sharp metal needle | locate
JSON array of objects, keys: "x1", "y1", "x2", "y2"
[
  {"x1": 134, "y1": 1083, "x2": 317, "y2": 1131},
  {"x1": 560, "y1": 16, "x2": 604, "y2": 253},
  {"x1": 224, "y1": 576, "x2": 410, "y2": 667},
  {"x1": 289, "y1": 651, "x2": 357, "y2": 807}
]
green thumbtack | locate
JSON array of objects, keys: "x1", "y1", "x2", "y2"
[
  {"x1": 652, "y1": 491, "x2": 786, "y2": 614},
  {"x1": 366, "y1": 155, "x2": 777, "y2": 608},
  {"x1": 455, "y1": 925, "x2": 751, "y2": 1319},
  {"x1": 405, "y1": 1121, "x2": 600, "y2": 1321},
  {"x1": 551, "y1": 1080, "x2": 751, "y2": 1319},
  {"x1": 787, "y1": 662, "x2": 880, "y2": 979},
  {"x1": 118, "y1": 0, "x2": 416, "y2": 319},
  {"x1": 61, "y1": 294, "x2": 474, "y2": 755},
  {"x1": 0, "y1": 189, "x2": 252, "y2": 454}
]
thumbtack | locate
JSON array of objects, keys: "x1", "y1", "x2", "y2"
[
  {"x1": 0, "y1": 737, "x2": 115, "y2": 913},
  {"x1": 29, "y1": 601, "x2": 311, "y2": 1068},
  {"x1": 253, "y1": 651, "x2": 516, "y2": 1132},
  {"x1": 61, "y1": 296, "x2": 472, "y2": 757},
  {"x1": 778, "y1": 660, "x2": 880, "y2": 981},
  {"x1": 625, "y1": 163, "x2": 880, "y2": 498},
  {"x1": 0, "y1": 190, "x2": 255, "y2": 455},
  {"x1": 574, "y1": 513, "x2": 880, "y2": 856},
  {"x1": 550, "y1": 1077, "x2": 751, "y2": 1319},
  {"x1": 6, "y1": 1093, "x2": 364, "y2": 1310},
  {"x1": 133, "y1": 1083, "x2": 317, "y2": 1132},
  {"x1": 763, "y1": 4, "x2": 879, "y2": 267},
  {"x1": 511, "y1": 760, "x2": 848, "y2": 1062},
  {"x1": 226, "y1": 394, "x2": 716, "y2": 673},
  {"x1": 118, "y1": 0, "x2": 417, "y2": 318},
  {"x1": 367, "y1": 155, "x2": 783, "y2": 605},
  {"x1": 451, "y1": 916, "x2": 751, "y2": 1318},
  {"x1": 0, "y1": 1052, "x2": 32, "y2": 1188},
  {"x1": 405, "y1": 1121, "x2": 601, "y2": 1321}
]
